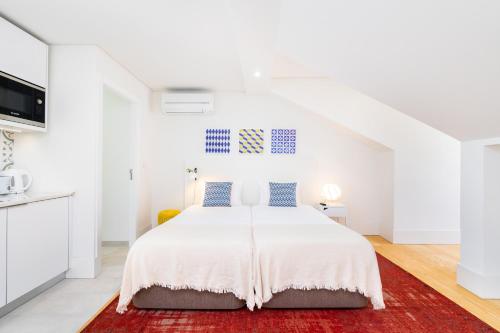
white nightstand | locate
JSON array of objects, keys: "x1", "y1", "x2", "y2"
[{"x1": 316, "y1": 203, "x2": 348, "y2": 226}]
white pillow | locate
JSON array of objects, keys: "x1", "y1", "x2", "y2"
[
  {"x1": 259, "y1": 181, "x2": 301, "y2": 206},
  {"x1": 200, "y1": 181, "x2": 242, "y2": 206},
  {"x1": 231, "y1": 181, "x2": 243, "y2": 206}
]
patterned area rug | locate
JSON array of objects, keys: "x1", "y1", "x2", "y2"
[{"x1": 81, "y1": 255, "x2": 496, "y2": 332}]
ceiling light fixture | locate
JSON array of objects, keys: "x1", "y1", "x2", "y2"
[{"x1": 253, "y1": 71, "x2": 262, "y2": 78}]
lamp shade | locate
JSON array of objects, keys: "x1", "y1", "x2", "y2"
[{"x1": 322, "y1": 184, "x2": 342, "y2": 201}]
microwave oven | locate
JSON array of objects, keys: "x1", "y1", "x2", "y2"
[{"x1": 0, "y1": 71, "x2": 45, "y2": 128}]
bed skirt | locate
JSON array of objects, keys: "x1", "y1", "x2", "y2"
[
  {"x1": 132, "y1": 287, "x2": 246, "y2": 310},
  {"x1": 263, "y1": 288, "x2": 368, "y2": 309},
  {"x1": 131, "y1": 287, "x2": 367, "y2": 310}
]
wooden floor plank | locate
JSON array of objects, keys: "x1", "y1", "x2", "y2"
[{"x1": 367, "y1": 236, "x2": 500, "y2": 331}]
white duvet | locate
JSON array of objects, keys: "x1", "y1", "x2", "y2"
[
  {"x1": 116, "y1": 205, "x2": 254, "y2": 313},
  {"x1": 252, "y1": 205, "x2": 385, "y2": 310}
]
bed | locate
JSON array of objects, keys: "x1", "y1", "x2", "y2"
[
  {"x1": 116, "y1": 205, "x2": 254, "y2": 313},
  {"x1": 252, "y1": 205, "x2": 385, "y2": 309}
]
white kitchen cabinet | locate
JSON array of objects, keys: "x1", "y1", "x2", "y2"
[
  {"x1": 0, "y1": 17, "x2": 48, "y2": 88},
  {"x1": 0, "y1": 209, "x2": 6, "y2": 308},
  {"x1": 0, "y1": 16, "x2": 49, "y2": 133},
  {"x1": 6, "y1": 197, "x2": 69, "y2": 303}
]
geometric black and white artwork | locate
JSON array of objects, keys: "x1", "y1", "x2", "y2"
[
  {"x1": 271, "y1": 129, "x2": 296, "y2": 154},
  {"x1": 205, "y1": 129, "x2": 231, "y2": 154}
]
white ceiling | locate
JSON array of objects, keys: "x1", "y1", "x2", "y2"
[
  {"x1": 276, "y1": 0, "x2": 500, "y2": 140},
  {"x1": 1, "y1": 0, "x2": 245, "y2": 91},
  {"x1": 1, "y1": 0, "x2": 499, "y2": 140}
]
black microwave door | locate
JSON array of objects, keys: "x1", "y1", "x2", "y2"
[
  {"x1": 32, "y1": 89, "x2": 45, "y2": 123},
  {"x1": 0, "y1": 74, "x2": 35, "y2": 120},
  {"x1": 0, "y1": 73, "x2": 45, "y2": 126}
]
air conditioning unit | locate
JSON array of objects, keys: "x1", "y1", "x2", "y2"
[{"x1": 161, "y1": 93, "x2": 214, "y2": 114}]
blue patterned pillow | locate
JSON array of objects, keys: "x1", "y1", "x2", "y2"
[
  {"x1": 203, "y1": 182, "x2": 233, "y2": 207},
  {"x1": 269, "y1": 182, "x2": 297, "y2": 207}
]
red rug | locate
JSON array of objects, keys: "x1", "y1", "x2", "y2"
[{"x1": 81, "y1": 254, "x2": 497, "y2": 332}]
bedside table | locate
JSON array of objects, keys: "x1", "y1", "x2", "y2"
[{"x1": 316, "y1": 203, "x2": 348, "y2": 226}]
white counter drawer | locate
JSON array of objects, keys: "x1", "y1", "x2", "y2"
[
  {"x1": 6, "y1": 198, "x2": 69, "y2": 303},
  {"x1": 0, "y1": 209, "x2": 6, "y2": 307}
]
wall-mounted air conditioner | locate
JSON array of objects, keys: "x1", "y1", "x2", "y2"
[{"x1": 161, "y1": 93, "x2": 214, "y2": 114}]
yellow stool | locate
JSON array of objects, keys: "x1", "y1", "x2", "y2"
[{"x1": 157, "y1": 209, "x2": 181, "y2": 225}]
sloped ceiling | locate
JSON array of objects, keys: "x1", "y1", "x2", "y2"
[
  {"x1": 1, "y1": 0, "x2": 499, "y2": 140},
  {"x1": 276, "y1": 0, "x2": 500, "y2": 140}
]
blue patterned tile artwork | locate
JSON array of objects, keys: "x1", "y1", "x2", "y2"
[
  {"x1": 271, "y1": 129, "x2": 296, "y2": 154},
  {"x1": 205, "y1": 129, "x2": 231, "y2": 154}
]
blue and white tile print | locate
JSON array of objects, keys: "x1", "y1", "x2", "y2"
[
  {"x1": 271, "y1": 129, "x2": 296, "y2": 154},
  {"x1": 205, "y1": 129, "x2": 231, "y2": 154}
]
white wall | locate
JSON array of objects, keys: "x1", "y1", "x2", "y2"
[
  {"x1": 271, "y1": 78, "x2": 461, "y2": 244},
  {"x1": 102, "y1": 88, "x2": 131, "y2": 242},
  {"x1": 96, "y1": 48, "x2": 152, "y2": 241},
  {"x1": 14, "y1": 46, "x2": 100, "y2": 278},
  {"x1": 150, "y1": 92, "x2": 393, "y2": 236},
  {"x1": 484, "y1": 146, "x2": 500, "y2": 277},
  {"x1": 458, "y1": 138, "x2": 500, "y2": 298},
  {"x1": 14, "y1": 45, "x2": 152, "y2": 278}
]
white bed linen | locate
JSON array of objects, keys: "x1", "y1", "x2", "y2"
[
  {"x1": 252, "y1": 205, "x2": 385, "y2": 310},
  {"x1": 252, "y1": 205, "x2": 331, "y2": 225},
  {"x1": 117, "y1": 205, "x2": 254, "y2": 313},
  {"x1": 170, "y1": 205, "x2": 251, "y2": 225}
]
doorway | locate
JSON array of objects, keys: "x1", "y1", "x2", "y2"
[{"x1": 99, "y1": 86, "x2": 137, "y2": 265}]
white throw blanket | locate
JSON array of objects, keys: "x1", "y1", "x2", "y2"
[
  {"x1": 252, "y1": 207, "x2": 385, "y2": 310},
  {"x1": 117, "y1": 222, "x2": 254, "y2": 313}
]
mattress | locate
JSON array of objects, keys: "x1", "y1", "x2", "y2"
[
  {"x1": 252, "y1": 205, "x2": 385, "y2": 310},
  {"x1": 169, "y1": 205, "x2": 251, "y2": 225},
  {"x1": 118, "y1": 205, "x2": 254, "y2": 312},
  {"x1": 251, "y1": 205, "x2": 332, "y2": 225}
]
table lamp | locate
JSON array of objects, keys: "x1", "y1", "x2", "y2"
[{"x1": 321, "y1": 183, "x2": 342, "y2": 206}]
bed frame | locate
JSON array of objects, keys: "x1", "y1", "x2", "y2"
[
  {"x1": 132, "y1": 287, "x2": 367, "y2": 310},
  {"x1": 132, "y1": 287, "x2": 245, "y2": 310},
  {"x1": 262, "y1": 288, "x2": 368, "y2": 309}
]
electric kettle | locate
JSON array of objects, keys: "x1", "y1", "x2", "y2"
[{"x1": 0, "y1": 169, "x2": 33, "y2": 194}]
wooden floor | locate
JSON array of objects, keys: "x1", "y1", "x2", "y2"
[{"x1": 367, "y1": 236, "x2": 500, "y2": 331}]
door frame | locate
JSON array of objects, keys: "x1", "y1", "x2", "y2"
[{"x1": 95, "y1": 81, "x2": 140, "y2": 275}]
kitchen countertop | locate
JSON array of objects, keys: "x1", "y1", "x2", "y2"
[{"x1": 0, "y1": 192, "x2": 74, "y2": 208}]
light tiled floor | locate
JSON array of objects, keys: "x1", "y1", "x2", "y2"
[{"x1": 0, "y1": 246, "x2": 128, "y2": 333}]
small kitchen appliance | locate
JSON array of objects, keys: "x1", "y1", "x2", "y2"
[
  {"x1": 0, "y1": 169, "x2": 32, "y2": 194},
  {"x1": 0, "y1": 176, "x2": 12, "y2": 195},
  {"x1": 0, "y1": 71, "x2": 46, "y2": 128}
]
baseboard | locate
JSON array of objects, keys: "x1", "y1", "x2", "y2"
[
  {"x1": 66, "y1": 257, "x2": 96, "y2": 279},
  {"x1": 393, "y1": 229, "x2": 460, "y2": 244},
  {"x1": 457, "y1": 264, "x2": 500, "y2": 299},
  {"x1": 102, "y1": 241, "x2": 129, "y2": 247},
  {"x1": 0, "y1": 272, "x2": 65, "y2": 318}
]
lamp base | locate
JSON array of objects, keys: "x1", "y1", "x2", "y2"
[{"x1": 321, "y1": 201, "x2": 344, "y2": 207}]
